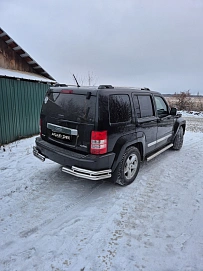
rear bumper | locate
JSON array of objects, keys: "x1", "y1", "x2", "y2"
[
  {"x1": 62, "y1": 166, "x2": 112, "y2": 180},
  {"x1": 33, "y1": 137, "x2": 115, "y2": 175}
]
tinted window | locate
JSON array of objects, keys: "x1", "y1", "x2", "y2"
[
  {"x1": 133, "y1": 95, "x2": 141, "y2": 118},
  {"x1": 109, "y1": 94, "x2": 132, "y2": 123},
  {"x1": 155, "y1": 96, "x2": 168, "y2": 117},
  {"x1": 48, "y1": 93, "x2": 96, "y2": 123},
  {"x1": 133, "y1": 95, "x2": 154, "y2": 118}
]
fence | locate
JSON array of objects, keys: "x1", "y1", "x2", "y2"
[{"x1": 0, "y1": 77, "x2": 49, "y2": 145}]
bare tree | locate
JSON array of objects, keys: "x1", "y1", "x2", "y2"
[
  {"x1": 197, "y1": 98, "x2": 203, "y2": 111},
  {"x1": 173, "y1": 90, "x2": 193, "y2": 110},
  {"x1": 75, "y1": 72, "x2": 97, "y2": 86},
  {"x1": 87, "y1": 71, "x2": 97, "y2": 86}
]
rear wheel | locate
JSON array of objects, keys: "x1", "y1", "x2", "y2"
[
  {"x1": 173, "y1": 126, "x2": 184, "y2": 150},
  {"x1": 115, "y1": 146, "x2": 141, "y2": 186}
]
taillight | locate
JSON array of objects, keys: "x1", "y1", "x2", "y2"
[
  {"x1": 39, "y1": 119, "x2": 42, "y2": 136},
  {"x1": 90, "y1": 131, "x2": 107, "y2": 154}
]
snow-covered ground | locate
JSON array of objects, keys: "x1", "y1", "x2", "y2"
[
  {"x1": 179, "y1": 112, "x2": 203, "y2": 133},
  {"x1": 179, "y1": 111, "x2": 203, "y2": 118},
  {"x1": 0, "y1": 118, "x2": 203, "y2": 271}
]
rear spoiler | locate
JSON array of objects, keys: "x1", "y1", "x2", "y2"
[{"x1": 46, "y1": 87, "x2": 93, "y2": 99}]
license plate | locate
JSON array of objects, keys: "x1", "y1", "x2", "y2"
[{"x1": 51, "y1": 132, "x2": 71, "y2": 140}]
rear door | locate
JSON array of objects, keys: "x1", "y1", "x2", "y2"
[
  {"x1": 133, "y1": 94, "x2": 158, "y2": 154},
  {"x1": 40, "y1": 88, "x2": 96, "y2": 153},
  {"x1": 154, "y1": 95, "x2": 174, "y2": 149}
]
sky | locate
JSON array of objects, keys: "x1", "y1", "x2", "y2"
[{"x1": 0, "y1": 0, "x2": 203, "y2": 94}]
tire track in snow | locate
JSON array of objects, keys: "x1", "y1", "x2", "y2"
[
  {"x1": 45, "y1": 132, "x2": 203, "y2": 270},
  {"x1": 1, "y1": 132, "x2": 203, "y2": 271},
  {"x1": 70, "y1": 132, "x2": 203, "y2": 270},
  {"x1": 18, "y1": 180, "x2": 105, "y2": 238},
  {"x1": 138, "y1": 132, "x2": 202, "y2": 178},
  {"x1": 1, "y1": 177, "x2": 112, "y2": 270}
]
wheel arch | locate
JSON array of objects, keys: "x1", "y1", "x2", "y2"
[
  {"x1": 131, "y1": 142, "x2": 143, "y2": 161},
  {"x1": 111, "y1": 133, "x2": 145, "y2": 172},
  {"x1": 173, "y1": 117, "x2": 186, "y2": 137}
]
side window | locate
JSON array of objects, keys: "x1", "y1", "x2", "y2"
[
  {"x1": 109, "y1": 94, "x2": 132, "y2": 123},
  {"x1": 154, "y1": 96, "x2": 169, "y2": 117},
  {"x1": 133, "y1": 95, "x2": 154, "y2": 118}
]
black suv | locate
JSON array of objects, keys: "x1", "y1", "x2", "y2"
[{"x1": 33, "y1": 85, "x2": 186, "y2": 186}]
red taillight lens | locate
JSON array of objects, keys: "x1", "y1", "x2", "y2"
[
  {"x1": 90, "y1": 131, "x2": 107, "y2": 154},
  {"x1": 39, "y1": 119, "x2": 42, "y2": 136},
  {"x1": 60, "y1": 90, "x2": 73, "y2": 94}
]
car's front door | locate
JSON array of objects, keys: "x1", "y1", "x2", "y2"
[{"x1": 154, "y1": 95, "x2": 174, "y2": 149}]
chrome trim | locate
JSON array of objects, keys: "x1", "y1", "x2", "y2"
[
  {"x1": 47, "y1": 123, "x2": 78, "y2": 136},
  {"x1": 33, "y1": 146, "x2": 45, "y2": 162},
  {"x1": 147, "y1": 143, "x2": 173, "y2": 161},
  {"x1": 62, "y1": 166, "x2": 112, "y2": 180},
  {"x1": 148, "y1": 140, "x2": 156, "y2": 147},
  {"x1": 156, "y1": 134, "x2": 172, "y2": 143},
  {"x1": 148, "y1": 133, "x2": 172, "y2": 147}
]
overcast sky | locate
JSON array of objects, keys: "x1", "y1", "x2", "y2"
[{"x1": 1, "y1": 0, "x2": 203, "y2": 94}]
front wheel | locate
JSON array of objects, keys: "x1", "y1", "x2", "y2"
[
  {"x1": 173, "y1": 126, "x2": 184, "y2": 150},
  {"x1": 115, "y1": 146, "x2": 141, "y2": 186}
]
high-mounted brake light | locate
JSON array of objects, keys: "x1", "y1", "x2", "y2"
[
  {"x1": 60, "y1": 90, "x2": 73, "y2": 94},
  {"x1": 90, "y1": 131, "x2": 107, "y2": 154}
]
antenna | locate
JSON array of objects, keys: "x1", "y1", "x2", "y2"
[{"x1": 73, "y1": 74, "x2": 80, "y2": 87}]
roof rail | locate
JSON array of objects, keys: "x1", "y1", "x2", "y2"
[
  {"x1": 53, "y1": 83, "x2": 68, "y2": 87},
  {"x1": 141, "y1": 87, "x2": 150, "y2": 91},
  {"x1": 98, "y1": 85, "x2": 114, "y2": 89}
]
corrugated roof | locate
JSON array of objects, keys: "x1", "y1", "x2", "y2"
[
  {"x1": 0, "y1": 67, "x2": 55, "y2": 83},
  {"x1": 0, "y1": 27, "x2": 55, "y2": 81}
]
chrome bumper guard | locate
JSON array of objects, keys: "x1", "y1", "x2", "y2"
[
  {"x1": 33, "y1": 146, "x2": 45, "y2": 162},
  {"x1": 62, "y1": 166, "x2": 112, "y2": 180}
]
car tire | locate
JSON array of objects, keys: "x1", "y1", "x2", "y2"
[
  {"x1": 173, "y1": 126, "x2": 184, "y2": 150},
  {"x1": 115, "y1": 146, "x2": 141, "y2": 186}
]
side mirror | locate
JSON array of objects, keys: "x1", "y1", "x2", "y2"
[{"x1": 170, "y1": 107, "x2": 177, "y2": 116}]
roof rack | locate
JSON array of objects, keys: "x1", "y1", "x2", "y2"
[
  {"x1": 53, "y1": 83, "x2": 68, "y2": 87},
  {"x1": 141, "y1": 87, "x2": 150, "y2": 91},
  {"x1": 98, "y1": 85, "x2": 114, "y2": 89}
]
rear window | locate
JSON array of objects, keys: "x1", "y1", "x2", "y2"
[
  {"x1": 109, "y1": 94, "x2": 132, "y2": 123},
  {"x1": 48, "y1": 92, "x2": 96, "y2": 123}
]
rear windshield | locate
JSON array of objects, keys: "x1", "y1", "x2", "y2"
[{"x1": 48, "y1": 92, "x2": 96, "y2": 123}]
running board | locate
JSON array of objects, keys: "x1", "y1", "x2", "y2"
[{"x1": 147, "y1": 143, "x2": 173, "y2": 161}]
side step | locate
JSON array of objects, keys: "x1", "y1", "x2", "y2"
[{"x1": 147, "y1": 143, "x2": 173, "y2": 161}]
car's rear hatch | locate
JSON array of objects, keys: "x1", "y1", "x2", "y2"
[{"x1": 40, "y1": 87, "x2": 97, "y2": 154}]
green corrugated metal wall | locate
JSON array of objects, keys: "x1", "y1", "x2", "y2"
[{"x1": 0, "y1": 77, "x2": 49, "y2": 145}]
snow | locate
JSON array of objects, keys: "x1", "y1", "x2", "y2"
[
  {"x1": 178, "y1": 110, "x2": 203, "y2": 118},
  {"x1": 0, "y1": 118, "x2": 203, "y2": 271},
  {"x1": 0, "y1": 67, "x2": 55, "y2": 83}
]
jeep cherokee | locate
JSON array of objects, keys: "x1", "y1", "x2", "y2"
[{"x1": 33, "y1": 84, "x2": 186, "y2": 186}]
